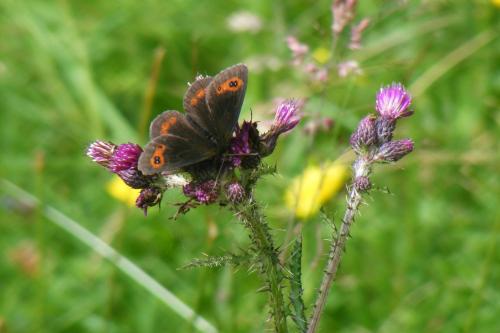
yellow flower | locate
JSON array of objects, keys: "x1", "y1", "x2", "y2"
[
  {"x1": 312, "y1": 47, "x2": 331, "y2": 64},
  {"x1": 492, "y1": 0, "x2": 500, "y2": 7},
  {"x1": 285, "y1": 162, "x2": 349, "y2": 219},
  {"x1": 106, "y1": 176, "x2": 140, "y2": 207}
]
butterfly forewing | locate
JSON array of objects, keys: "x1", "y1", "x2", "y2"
[
  {"x1": 139, "y1": 111, "x2": 216, "y2": 175},
  {"x1": 183, "y1": 76, "x2": 218, "y2": 141},
  {"x1": 206, "y1": 64, "x2": 248, "y2": 150},
  {"x1": 150, "y1": 110, "x2": 184, "y2": 140}
]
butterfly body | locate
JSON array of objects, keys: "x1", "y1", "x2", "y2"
[{"x1": 138, "y1": 64, "x2": 248, "y2": 176}]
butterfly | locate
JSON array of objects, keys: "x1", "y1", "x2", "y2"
[{"x1": 138, "y1": 64, "x2": 248, "y2": 175}]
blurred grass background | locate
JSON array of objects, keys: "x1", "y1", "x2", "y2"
[{"x1": 0, "y1": 0, "x2": 499, "y2": 332}]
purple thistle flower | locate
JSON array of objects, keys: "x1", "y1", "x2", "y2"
[
  {"x1": 136, "y1": 187, "x2": 163, "y2": 216},
  {"x1": 375, "y1": 139, "x2": 414, "y2": 162},
  {"x1": 86, "y1": 140, "x2": 117, "y2": 168},
  {"x1": 109, "y1": 143, "x2": 143, "y2": 173},
  {"x1": 272, "y1": 99, "x2": 301, "y2": 135},
  {"x1": 183, "y1": 180, "x2": 219, "y2": 204},
  {"x1": 226, "y1": 182, "x2": 245, "y2": 203},
  {"x1": 350, "y1": 115, "x2": 377, "y2": 153},
  {"x1": 229, "y1": 121, "x2": 252, "y2": 167},
  {"x1": 375, "y1": 83, "x2": 413, "y2": 120}
]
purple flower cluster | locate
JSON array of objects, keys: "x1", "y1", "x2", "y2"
[
  {"x1": 87, "y1": 141, "x2": 160, "y2": 213},
  {"x1": 87, "y1": 98, "x2": 301, "y2": 214},
  {"x1": 350, "y1": 83, "x2": 415, "y2": 192},
  {"x1": 350, "y1": 83, "x2": 414, "y2": 162}
]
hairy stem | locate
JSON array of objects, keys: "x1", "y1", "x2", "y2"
[
  {"x1": 236, "y1": 197, "x2": 288, "y2": 333},
  {"x1": 307, "y1": 158, "x2": 370, "y2": 333}
]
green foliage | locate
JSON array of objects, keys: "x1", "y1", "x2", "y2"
[
  {"x1": 181, "y1": 251, "x2": 253, "y2": 270},
  {"x1": 289, "y1": 237, "x2": 307, "y2": 332},
  {"x1": 0, "y1": 0, "x2": 499, "y2": 332}
]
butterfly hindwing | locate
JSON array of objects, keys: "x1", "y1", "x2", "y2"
[
  {"x1": 139, "y1": 111, "x2": 216, "y2": 175},
  {"x1": 206, "y1": 64, "x2": 248, "y2": 150}
]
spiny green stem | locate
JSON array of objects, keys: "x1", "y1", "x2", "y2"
[
  {"x1": 235, "y1": 198, "x2": 288, "y2": 333},
  {"x1": 289, "y1": 237, "x2": 307, "y2": 332},
  {"x1": 307, "y1": 158, "x2": 369, "y2": 333}
]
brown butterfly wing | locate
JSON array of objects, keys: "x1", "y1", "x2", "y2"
[
  {"x1": 138, "y1": 111, "x2": 216, "y2": 175},
  {"x1": 150, "y1": 110, "x2": 183, "y2": 140},
  {"x1": 183, "y1": 76, "x2": 218, "y2": 142},
  {"x1": 206, "y1": 64, "x2": 248, "y2": 150}
]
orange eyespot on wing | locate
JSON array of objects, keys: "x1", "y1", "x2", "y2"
[
  {"x1": 160, "y1": 117, "x2": 178, "y2": 135},
  {"x1": 215, "y1": 77, "x2": 244, "y2": 95},
  {"x1": 150, "y1": 144, "x2": 167, "y2": 169},
  {"x1": 190, "y1": 88, "x2": 206, "y2": 106}
]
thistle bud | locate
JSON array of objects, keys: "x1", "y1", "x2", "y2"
[
  {"x1": 375, "y1": 117, "x2": 396, "y2": 144},
  {"x1": 117, "y1": 169, "x2": 153, "y2": 189},
  {"x1": 354, "y1": 176, "x2": 371, "y2": 192},
  {"x1": 183, "y1": 180, "x2": 219, "y2": 204},
  {"x1": 136, "y1": 187, "x2": 163, "y2": 215},
  {"x1": 350, "y1": 115, "x2": 377, "y2": 153},
  {"x1": 374, "y1": 139, "x2": 414, "y2": 162},
  {"x1": 226, "y1": 182, "x2": 245, "y2": 203}
]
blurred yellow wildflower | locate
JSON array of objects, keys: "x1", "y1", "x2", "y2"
[
  {"x1": 492, "y1": 0, "x2": 500, "y2": 7},
  {"x1": 106, "y1": 176, "x2": 140, "y2": 207},
  {"x1": 312, "y1": 47, "x2": 331, "y2": 64},
  {"x1": 285, "y1": 162, "x2": 349, "y2": 219}
]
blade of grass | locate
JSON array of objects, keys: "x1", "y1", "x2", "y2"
[
  {"x1": 139, "y1": 47, "x2": 166, "y2": 140},
  {"x1": 1, "y1": 179, "x2": 218, "y2": 333},
  {"x1": 409, "y1": 29, "x2": 496, "y2": 97},
  {"x1": 357, "y1": 15, "x2": 460, "y2": 62}
]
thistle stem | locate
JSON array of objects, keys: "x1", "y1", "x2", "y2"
[
  {"x1": 236, "y1": 197, "x2": 288, "y2": 333},
  {"x1": 307, "y1": 158, "x2": 370, "y2": 333}
]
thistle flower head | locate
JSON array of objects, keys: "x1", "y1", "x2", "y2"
[
  {"x1": 229, "y1": 121, "x2": 253, "y2": 167},
  {"x1": 226, "y1": 182, "x2": 245, "y2": 203},
  {"x1": 109, "y1": 143, "x2": 143, "y2": 173},
  {"x1": 183, "y1": 180, "x2": 219, "y2": 204},
  {"x1": 136, "y1": 187, "x2": 163, "y2": 215},
  {"x1": 272, "y1": 99, "x2": 301, "y2": 135},
  {"x1": 375, "y1": 139, "x2": 414, "y2": 162},
  {"x1": 375, "y1": 83, "x2": 413, "y2": 120},
  {"x1": 86, "y1": 140, "x2": 117, "y2": 168}
]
